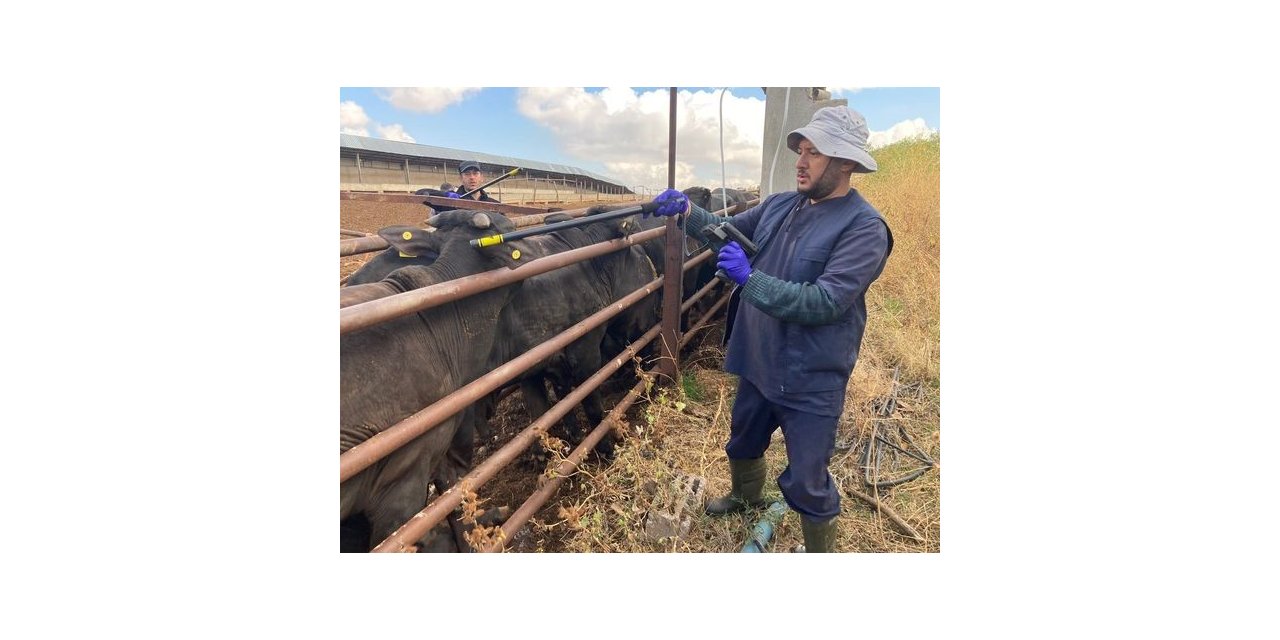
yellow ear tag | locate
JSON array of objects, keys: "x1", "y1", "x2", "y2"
[
  {"x1": 402, "y1": 231, "x2": 413, "y2": 240},
  {"x1": 511, "y1": 249, "x2": 521, "y2": 260}
]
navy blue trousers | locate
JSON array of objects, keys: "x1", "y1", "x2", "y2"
[{"x1": 726, "y1": 377, "x2": 840, "y2": 520}]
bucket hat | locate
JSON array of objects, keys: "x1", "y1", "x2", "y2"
[{"x1": 787, "y1": 106, "x2": 877, "y2": 173}]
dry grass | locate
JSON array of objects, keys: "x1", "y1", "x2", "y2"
[{"x1": 518, "y1": 136, "x2": 942, "y2": 553}]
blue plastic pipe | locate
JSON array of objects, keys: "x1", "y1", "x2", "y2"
[{"x1": 740, "y1": 502, "x2": 788, "y2": 553}]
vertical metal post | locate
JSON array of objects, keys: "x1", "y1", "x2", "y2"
[
  {"x1": 403, "y1": 158, "x2": 410, "y2": 185},
  {"x1": 355, "y1": 152, "x2": 363, "y2": 184},
  {"x1": 658, "y1": 87, "x2": 682, "y2": 383}
]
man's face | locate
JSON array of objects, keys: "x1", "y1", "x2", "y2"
[
  {"x1": 794, "y1": 139, "x2": 844, "y2": 201},
  {"x1": 461, "y1": 168, "x2": 484, "y2": 192}
]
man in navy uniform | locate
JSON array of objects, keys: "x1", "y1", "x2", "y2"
[{"x1": 646, "y1": 106, "x2": 893, "y2": 552}]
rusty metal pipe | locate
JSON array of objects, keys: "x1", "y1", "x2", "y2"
[
  {"x1": 658, "y1": 87, "x2": 682, "y2": 383},
  {"x1": 341, "y1": 226, "x2": 665, "y2": 334},
  {"x1": 680, "y1": 288, "x2": 732, "y2": 345},
  {"x1": 340, "y1": 235, "x2": 390, "y2": 257},
  {"x1": 341, "y1": 274, "x2": 665, "y2": 484},
  {"x1": 483, "y1": 289, "x2": 732, "y2": 551},
  {"x1": 418, "y1": 195, "x2": 549, "y2": 217},
  {"x1": 681, "y1": 275, "x2": 722, "y2": 315},
  {"x1": 509, "y1": 200, "x2": 642, "y2": 228},
  {"x1": 371, "y1": 321, "x2": 664, "y2": 552},
  {"x1": 680, "y1": 246, "x2": 714, "y2": 275},
  {"x1": 485, "y1": 370, "x2": 650, "y2": 552},
  {"x1": 339, "y1": 237, "x2": 386, "y2": 256},
  {"x1": 337, "y1": 201, "x2": 651, "y2": 258}
]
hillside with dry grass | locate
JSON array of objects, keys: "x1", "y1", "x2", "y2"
[{"x1": 498, "y1": 135, "x2": 941, "y2": 553}]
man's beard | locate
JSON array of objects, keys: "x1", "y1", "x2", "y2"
[{"x1": 799, "y1": 163, "x2": 844, "y2": 201}]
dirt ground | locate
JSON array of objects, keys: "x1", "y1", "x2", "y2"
[
  {"x1": 340, "y1": 197, "x2": 940, "y2": 553},
  {"x1": 339, "y1": 201, "x2": 435, "y2": 280}
]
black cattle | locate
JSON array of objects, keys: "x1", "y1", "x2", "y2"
[
  {"x1": 340, "y1": 209, "x2": 541, "y2": 552},
  {"x1": 681, "y1": 186, "x2": 712, "y2": 210},
  {"x1": 342, "y1": 210, "x2": 656, "y2": 473},
  {"x1": 484, "y1": 213, "x2": 658, "y2": 461},
  {"x1": 344, "y1": 225, "x2": 445, "y2": 287},
  {"x1": 341, "y1": 207, "x2": 521, "y2": 290},
  {"x1": 682, "y1": 186, "x2": 754, "y2": 214},
  {"x1": 582, "y1": 203, "x2": 718, "y2": 331},
  {"x1": 708, "y1": 187, "x2": 753, "y2": 213}
]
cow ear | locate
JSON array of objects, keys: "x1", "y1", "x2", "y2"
[
  {"x1": 376, "y1": 225, "x2": 438, "y2": 258},
  {"x1": 470, "y1": 212, "x2": 492, "y2": 229},
  {"x1": 480, "y1": 238, "x2": 533, "y2": 270}
]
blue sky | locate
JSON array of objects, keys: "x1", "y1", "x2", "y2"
[{"x1": 340, "y1": 87, "x2": 940, "y2": 191}]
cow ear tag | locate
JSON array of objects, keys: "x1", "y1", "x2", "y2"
[
  {"x1": 402, "y1": 231, "x2": 413, "y2": 240},
  {"x1": 511, "y1": 249, "x2": 521, "y2": 260}
]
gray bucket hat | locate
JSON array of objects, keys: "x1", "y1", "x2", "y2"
[{"x1": 787, "y1": 106, "x2": 877, "y2": 173}]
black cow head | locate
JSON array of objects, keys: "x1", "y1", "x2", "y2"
[
  {"x1": 682, "y1": 186, "x2": 711, "y2": 209},
  {"x1": 427, "y1": 209, "x2": 531, "y2": 271}
]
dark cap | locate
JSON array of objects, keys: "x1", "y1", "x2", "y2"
[{"x1": 459, "y1": 161, "x2": 481, "y2": 174}]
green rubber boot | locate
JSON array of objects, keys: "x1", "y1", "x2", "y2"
[
  {"x1": 704, "y1": 457, "x2": 770, "y2": 516},
  {"x1": 800, "y1": 515, "x2": 839, "y2": 553}
]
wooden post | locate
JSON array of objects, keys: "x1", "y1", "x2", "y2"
[
  {"x1": 355, "y1": 152, "x2": 363, "y2": 184},
  {"x1": 403, "y1": 158, "x2": 410, "y2": 185}
]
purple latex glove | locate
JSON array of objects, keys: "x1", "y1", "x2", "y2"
[
  {"x1": 648, "y1": 188, "x2": 689, "y2": 217},
  {"x1": 447, "y1": 192, "x2": 462, "y2": 199},
  {"x1": 717, "y1": 241, "x2": 752, "y2": 286}
]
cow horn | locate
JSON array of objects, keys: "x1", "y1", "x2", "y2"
[{"x1": 470, "y1": 212, "x2": 492, "y2": 229}]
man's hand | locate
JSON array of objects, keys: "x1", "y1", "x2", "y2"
[
  {"x1": 717, "y1": 241, "x2": 752, "y2": 286},
  {"x1": 446, "y1": 192, "x2": 461, "y2": 199},
  {"x1": 648, "y1": 188, "x2": 689, "y2": 217}
]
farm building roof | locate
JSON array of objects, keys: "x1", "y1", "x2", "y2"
[{"x1": 340, "y1": 134, "x2": 628, "y2": 190}]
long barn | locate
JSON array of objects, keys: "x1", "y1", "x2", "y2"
[{"x1": 340, "y1": 134, "x2": 635, "y2": 204}]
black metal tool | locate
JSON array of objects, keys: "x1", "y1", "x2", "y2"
[
  {"x1": 700, "y1": 222, "x2": 758, "y2": 285},
  {"x1": 468, "y1": 202, "x2": 660, "y2": 248}
]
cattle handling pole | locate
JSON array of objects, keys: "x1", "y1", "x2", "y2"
[
  {"x1": 468, "y1": 202, "x2": 660, "y2": 248},
  {"x1": 658, "y1": 87, "x2": 683, "y2": 382},
  {"x1": 460, "y1": 167, "x2": 521, "y2": 199}
]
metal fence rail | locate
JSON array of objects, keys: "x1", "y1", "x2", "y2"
[
  {"x1": 482, "y1": 278, "x2": 730, "y2": 552},
  {"x1": 338, "y1": 198, "x2": 757, "y2": 260},
  {"x1": 341, "y1": 201, "x2": 745, "y2": 551},
  {"x1": 340, "y1": 226, "x2": 665, "y2": 334},
  {"x1": 341, "y1": 269, "x2": 666, "y2": 483}
]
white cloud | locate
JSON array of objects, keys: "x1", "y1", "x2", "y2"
[
  {"x1": 339, "y1": 100, "x2": 416, "y2": 143},
  {"x1": 827, "y1": 87, "x2": 862, "y2": 96},
  {"x1": 376, "y1": 123, "x2": 415, "y2": 143},
  {"x1": 340, "y1": 100, "x2": 369, "y2": 136},
  {"x1": 517, "y1": 87, "x2": 766, "y2": 191},
  {"x1": 868, "y1": 118, "x2": 938, "y2": 150},
  {"x1": 380, "y1": 87, "x2": 480, "y2": 114}
]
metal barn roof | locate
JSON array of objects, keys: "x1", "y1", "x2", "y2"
[{"x1": 340, "y1": 134, "x2": 626, "y2": 188}]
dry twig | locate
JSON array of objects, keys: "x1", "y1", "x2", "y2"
[{"x1": 845, "y1": 485, "x2": 924, "y2": 542}]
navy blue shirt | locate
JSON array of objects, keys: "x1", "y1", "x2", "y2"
[
  {"x1": 686, "y1": 189, "x2": 892, "y2": 416},
  {"x1": 451, "y1": 187, "x2": 501, "y2": 203}
]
